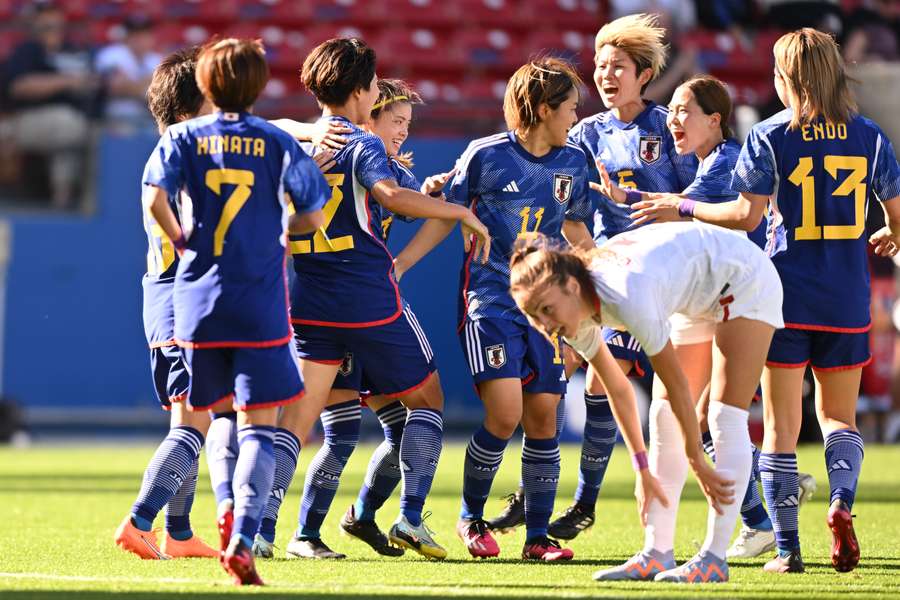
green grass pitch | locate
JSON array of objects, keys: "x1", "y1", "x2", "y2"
[{"x1": 1, "y1": 442, "x2": 899, "y2": 599}]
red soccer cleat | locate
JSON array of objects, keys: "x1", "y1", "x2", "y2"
[
  {"x1": 216, "y1": 500, "x2": 234, "y2": 565},
  {"x1": 457, "y1": 518, "x2": 500, "y2": 558},
  {"x1": 521, "y1": 536, "x2": 574, "y2": 561},
  {"x1": 828, "y1": 499, "x2": 860, "y2": 572},
  {"x1": 223, "y1": 537, "x2": 264, "y2": 586}
]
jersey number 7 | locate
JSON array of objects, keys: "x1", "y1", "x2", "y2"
[
  {"x1": 207, "y1": 168, "x2": 254, "y2": 256},
  {"x1": 790, "y1": 155, "x2": 867, "y2": 241}
]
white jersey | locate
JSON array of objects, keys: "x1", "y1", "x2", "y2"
[{"x1": 590, "y1": 222, "x2": 784, "y2": 356}]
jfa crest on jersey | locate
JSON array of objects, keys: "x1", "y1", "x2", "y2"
[
  {"x1": 446, "y1": 131, "x2": 593, "y2": 326},
  {"x1": 639, "y1": 135, "x2": 662, "y2": 163},
  {"x1": 143, "y1": 111, "x2": 328, "y2": 346},
  {"x1": 731, "y1": 108, "x2": 900, "y2": 331},
  {"x1": 568, "y1": 101, "x2": 697, "y2": 242},
  {"x1": 553, "y1": 173, "x2": 573, "y2": 203},
  {"x1": 290, "y1": 116, "x2": 403, "y2": 328}
]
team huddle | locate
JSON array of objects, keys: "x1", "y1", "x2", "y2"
[{"x1": 112, "y1": 12, "x2": 900, "y2": 587}]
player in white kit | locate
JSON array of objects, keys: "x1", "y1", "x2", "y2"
[{"x1": 508, "y1": 221, "x2": 783, "y2": 583}]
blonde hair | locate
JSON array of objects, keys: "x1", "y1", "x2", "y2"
[
  {"x1": 503, "y1": 56, "x2": 584, "y2": 133},
  {"x1": 509, "y1": 235, "x2": 597, "y2": 312},
  {"x1": 371, "y1": 78, "x2": 422, "y2": 168},
  {"x1": 774, "y1": 28, "x2": 856, "y2": 129},
  {"x1": 594, "y1": 13, "x2": 668, "y2": 86}
]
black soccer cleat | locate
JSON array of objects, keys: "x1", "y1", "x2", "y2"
[
  {"x1": 285, "y1": 536, "x2": 347, "y2": 559},
  {"x1": 763, "y1": 549, "x2": 805, "y2": 574},
  {"x1": 547, "y1": 503, "x2": 595, "y2": 540},
  {"x1": 486, "y1": 490, "x2": 525, "y2": 533},
  {"x1": 340, "y1": 505, "x2": 404, "y2": 557}
]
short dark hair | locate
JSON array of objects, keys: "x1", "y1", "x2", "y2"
[
  {"x1": 503, "y1": 57, "x2": 584, "y2": 132},
  {"x1": 681, "y1": 75, "x2": 733, "y2": 139},
  {"x1": 301, "y1": 37, "x2": 376, "y2": 107},
  {"x1": 196, "y1": 38, "x2": 269, "y2": 112},
  {"x1": 147, "y1": 46, "x2": 205, "y2": 133}
]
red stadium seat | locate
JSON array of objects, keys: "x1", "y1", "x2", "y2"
[
  {"x1": 160, "y1": 0, "x2": 240, "y2": 25},
  {"x1": 152, "y1": 23, "x2": 214, "y2": 52},
  {"x1": 307, "y1": 0, "x2": 389, "y2": 26},
  {"x1": 526, "y1": 29, "x2": 594, "y2": 72},
  {"x1": 238, "y1": 0, "x2": 314, "y2": 27},
  {"x1": 523, "y1": 0, "x2": 603, "y2": 32},
  {"x1": 382, "y1": 0, "x2": 460, "y2": 28},
  {"x1": 454, "y1": 28, "x2": 523, "y2": 72},
  {"x1": 454, "y1": 0, "x2": 529, "y2": 30},
  {"x1": 375, "y1": 27, "x2": 460, "y2": 72}
]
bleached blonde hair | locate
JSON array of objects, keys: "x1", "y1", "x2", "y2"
[
  {"x1": 594, "y1": 13, "x2": 668, "y2": 86},
  {"x1": 774, "y1": 28, "x2": 856, "y2": 130}
]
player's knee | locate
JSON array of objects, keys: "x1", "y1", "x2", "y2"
[
  {"x1": 169, "y1": 402, "x2": 211, "y2": 435},
  {"x1": 521, "y1": 411, "x2": 556, "y2": 438},
  {"x1": 399, "y1": 373, "x2": 444, "y2": 411},
  {"x1": 484, "y1": 411, "x2": 521, "y2": 439}
]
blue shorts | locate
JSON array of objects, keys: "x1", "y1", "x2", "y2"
[
  {"x1": 459, "y1": 317, "x2": 566, "y2": 395},
  {"x1": 149, "y1": 344, "x2": 190, "y2": 409},
  {"x1": 603, "y1": 328, "x2": 652, "y2": 378},
  {"x1": 294, "y1": 304, "x2": 436, "y2": 397},
  {"x1": 767, "y1": 327, "x2": 871, "y2": 371},
  {"x1": 182, "y1": 343, "x2": 304, "y2": 411}
]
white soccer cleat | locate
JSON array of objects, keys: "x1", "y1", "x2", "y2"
[
  {"x1": 798, "y1": 472, "x2": 817, "y2": 505},
  {"x1": 251, "y1": 534, "x2": 274, "y2": 559},
  {"x1": 389, "y1": 514, "x2": 447, "y2": 560},
  {"x1": 726, "y1": 525, "x2": 776, "y2": 559}
]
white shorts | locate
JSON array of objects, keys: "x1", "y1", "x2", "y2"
[{"x1": 670, "y1": 254, "x2": 784, "y2": 345}]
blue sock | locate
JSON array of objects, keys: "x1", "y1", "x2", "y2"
[
  {"x1": 522, "y1": 436, "x2": 561, "y2": 541},
  {"x1": 825, "y1": 428, "x2": 864, "y2": 509},
  {"x1": 232, "y1": 425, "x2": 276, "y2": 547},
  {"x1": 165, "y1": 457, "x2": 198, "y2": 540},
  {"x1": 400, "y1": 408, "x2": 443, "y2": 527},
  {"x1": 575, "y1": 394, "x2": 616, "y2": 508},
  {"x1": 356, "y1": 401, "x2": 405, "y2": 522},
  {"x1": 298, "y1": 399, "x2": 361, "y2": 539},
  {"x1": 206, "y1": 412, "x2": 238, "y2": 507},
  {"x1": 759, "y1": 452, "x2": 800, "y2": 552},
  {"x1": 259, "y1": 428, "x2": 300, "y2": 543},
  {"x1": 741, "y1": 445, "x2": 772, "y2": 530},
  {"x1": 555, "y1": 396, "x2": 566, "y2": 439},
  {"x1": 131, "y1": 426, "x2": 204, "y2": 531},
  {"x1": 460, "y1": 425, "x2": 509, "y2": 520}
]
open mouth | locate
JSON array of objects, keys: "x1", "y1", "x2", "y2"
[{"x1": 671, "y1": 130, "x2": 686, "y2": 144}]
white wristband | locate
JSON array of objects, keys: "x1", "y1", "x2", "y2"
[{"x1": 562, "y1": 318, "x2": 603, "y2": 361}]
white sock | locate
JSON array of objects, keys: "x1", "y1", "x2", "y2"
[
  {"x1": 644, "y1": 399, "x2": 689, "y2": 554},
  {"x1": 701, "y1": 400, "x2": 752, "y2": 559}
]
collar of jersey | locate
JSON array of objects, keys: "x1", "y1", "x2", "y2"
[
  {"x1": 606, "y1": 100, "x2": 656, "y2": 130},
  {"x1": 216, "y1": 110, "x2": 250, "y2": 122},
  {"x1": 505, "y1": 130, "x2": 563, "y2": 164}
]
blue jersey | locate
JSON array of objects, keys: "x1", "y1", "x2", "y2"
[
  {"x1": 289, "y1": 116, "x2": 401, "y2": 327},
  {"x1": 379, "y1": 157, "x2": 420, "y2": 241},
  {"x1": 568, "y1": 101, "x2": 697, "y2": 241},
  {"x1": 732, "y1": 109, "x2": 900, "y2": 331},
  {"x1": 683, "y1": 138, "x2": 766, "y2": 248},
  {"x1": 140, "y1": 187, "x2": 182, "y2": 348},
  {"x1": 446, "y1": 131, "x2": 593, "y2": 326},
  {"x1": 143, "y1": 111, "x2": 328, "y2": 346}
]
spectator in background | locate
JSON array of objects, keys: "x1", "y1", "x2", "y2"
[
  {"x1": 610, "y1": 0, "x2": 697, "y2": 31},
  {"x1": 760, "y1": 0, "x2": 843, "y2": 35},
  {"x1": 95, "y1": 15, "x2": 161, "y2": 127},
  {"x1": 1, "y1": 2, "x2": 99, "y2": 209},
  {"x1": 642, "y1": 11, "x2": 700, "y2": 105},
  {"x1": 842, "y1": 0, "x2": 900, "y2": 64}
]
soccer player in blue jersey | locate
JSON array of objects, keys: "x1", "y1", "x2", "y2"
[
  {"x1": 395, "y1": 57, "x2": 595, "y2": 560},
  {"x1": 253, "y1": 78, "x2": 453, "y2": 559},
  {"x1": 267, "y1": 37, "x2": 489, "y2": 561},
  {"x1": 142, "y1": 38, "x2": 329, "y2": 585},
  {"x1": 644, "y1": 29, "x2": 900, "y2": 574},
  {"x1": 114, "y1": 46, "x2": 219, "y2": 562},
  {"x1": 490, "y1": 13, "x2": 699, "y2": 543}
]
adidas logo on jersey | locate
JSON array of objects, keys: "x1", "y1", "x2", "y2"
[
  {"x1": 777, "y1": 495, "x2": 799, "y2": 508},
  {"x1": 829, "y1": 459, "x2": 852, "y2": 472},
  {"x1": 502, "y1": 181, "x2": 520, "y2": 192}
]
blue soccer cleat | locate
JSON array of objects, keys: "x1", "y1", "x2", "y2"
[
  {"x1": 654, "y1": 551, "x2": 729, "y2": 583},
  {"x1": 593, "y1": 549, "x2": 675, "y2": 581}
]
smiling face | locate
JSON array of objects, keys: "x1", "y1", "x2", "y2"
[
  {"x1": 513, "y1": 277, "x2": 589, "y2": 339},
  {"x1": 666, "y1": 86, "x2": 720, "y2": 155},
  {"x1": 539, "y1": 86, "x2": 579, "y2": 147},
  {"x1": 593, "y1": 45, "x2": 648, "y2": 110},
  {"x1": 368, "y1": 102, "x2": 411, "y2": 157}
]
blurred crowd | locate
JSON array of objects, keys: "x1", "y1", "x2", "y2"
[{"x1": 0, "y1": 0, "x2": 899, "y2": 440}]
